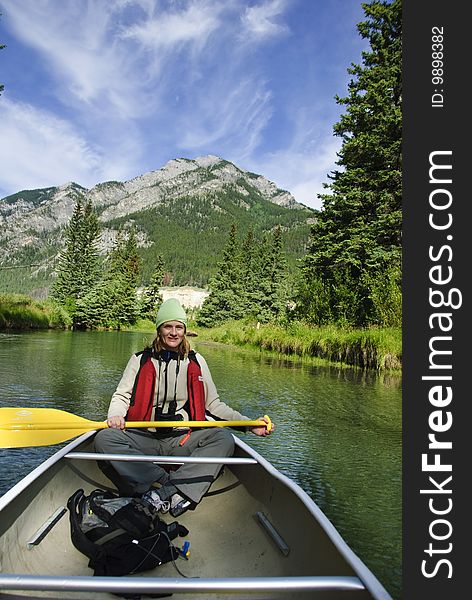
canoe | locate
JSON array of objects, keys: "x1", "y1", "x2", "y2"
[{"x1": 0, "y1": 432, "x2": 393, "y2": 599}]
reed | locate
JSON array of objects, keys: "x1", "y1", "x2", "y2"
[
  {"x1": 0, "y1": 294, "x2": 402, "y2": 371},
  {"x1": 0, "y1": 294, "x2": 70, "y2": 330},
  {"x1": 195, "y1": 320, "x2": 402, "y2": 371}
]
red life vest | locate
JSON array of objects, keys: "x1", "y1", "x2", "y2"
[{"x1": 126, "y1": 350, "x2": 206, "y2": 422}]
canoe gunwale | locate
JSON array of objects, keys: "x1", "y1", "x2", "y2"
[
  {"x1": 0, "y1": 573, "x2": 366, "y2": 595},
  {"x1": 233, "y1": 437, "x2": 393, "y2": 600},
  {"x1": 0, "y1": 431, "x2": 96, "y2": 513}
]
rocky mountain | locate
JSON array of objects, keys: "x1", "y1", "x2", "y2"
[{"x1": 0, "y1": 155, "x2": 316, "y2": 296}]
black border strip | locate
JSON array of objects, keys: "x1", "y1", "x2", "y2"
[{"x1": 403, "y1": 1, "x2": 466, "y2": 598}]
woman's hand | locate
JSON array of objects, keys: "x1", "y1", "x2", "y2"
[
  {"x1": 107, "y1": 415, "x2": 125, "y2": 429},
  {"x1": 250, "y1": 415, "x2": 275, "y2": 437}
]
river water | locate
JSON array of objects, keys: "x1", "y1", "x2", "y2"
[{"x1": 0, "y1": 330, "x2": 402, "y2": 598}]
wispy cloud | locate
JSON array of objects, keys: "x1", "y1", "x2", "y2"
[
  {"x1": 241, "y1": 0, "x2": 290, "y2": 40},
  {"x1": 246, "y1": 107, "x2": 342, "y2": 210},
  {"x1": 2, "y1": 1, "x2": 150, "y2": 118},
  {"x1": 121, "y1": 0, "x2": 222, "y2": 50},
  {"x1": 0, "y1": 98, "x2": 99, "y2": 193},
  {"x1": 247, "y1": 139, "x2": 342, "y2": 211},
  {"x1": 0, "y1": 98, "x2": 142, "y2": 195},
  {"x1": 1, "y1": 0, "x2": 287, "y2": 119},
  {"x1": 0, "y1": 0, "x2": 362, "y2": 208},
  {"x1": 178, "y1": 77, "x2": 273, "y2": 159}
]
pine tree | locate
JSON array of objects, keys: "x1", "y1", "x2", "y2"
[
  {"x1": 240, "y1": 228, "x2": 258, "y2": 315},
  {"x1": 107, "y1": 227, "x2": 141, "y2": 327},
  {"x1": 197, "y1": 225, "x2": 289, "y2": 326},
  {"x1": 74, "y1": 278, "x2": 114, "y2": 329},
  {"x1": 140, "y1": 255, "x2": 165, "y2": 320},
  {"x1": 197, "y1": 224, "x2": 246, "y2": 327},
  {"x1": 51, "y1": 196, "x2": 101, "y2": 322},
  {"x1": 51, "y1": 198, "x2": 83, "y2": 310},
  {"x1": 253, "y1": 227, "x2": 288, "y2": 323},
  {"x1": 268, "y1": 226, "x2": 289, "y2": 320},
  {"x1": 80, "y1": 201, "x2": 101, "y2": 291},
  {"x1": 299, "y1": 0, "x2": 402, "y2": 326},
  {"x1": 76, "y1": 227, "x2": 141, "y2": 328}
]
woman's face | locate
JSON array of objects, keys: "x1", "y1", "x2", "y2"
[{"x1": 159, "y1": 320, "x2": 186, "y2": 350}]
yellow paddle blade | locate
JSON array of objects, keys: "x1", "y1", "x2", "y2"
[
  {"x1": 0, "y1": 408, "x2": 106, "y2": 448},
  {"x1": 0, "y1": 425, "x2": 91, "y2": 448},
  {"x1": 0, "y1": 407, "x2": 272, "y2": 448}
]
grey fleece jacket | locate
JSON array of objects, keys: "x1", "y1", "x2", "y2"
[{"x1": 108, "y1": 351, "x2": 250, "y2": 428}]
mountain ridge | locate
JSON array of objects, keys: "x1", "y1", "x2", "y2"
[{"x1": 0, "y1": 155, "x2": 316, "y2": 296}]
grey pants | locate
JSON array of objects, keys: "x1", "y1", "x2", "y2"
[{"x1": 93, "y1": 427, "x2": 235, "y2": 503}]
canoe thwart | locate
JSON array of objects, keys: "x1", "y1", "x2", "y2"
[
  {"x1": 65, "y1": 452, "x2": 258, "y2": 465},
  {"x1": 26, "y1": 506, "x2": 67, "y2": 550},
  {"x1": 255, "y1": 511, "x2": 290, "y2": 556}
]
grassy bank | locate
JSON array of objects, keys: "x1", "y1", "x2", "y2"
[
  {"x1": 1, "y1": 294, "x2": 401, "y2": 371},
  {"x1": 0, "y1": 294, "x2": 70, "y2": 330},
  {"x1": 194, "y1": 320, "x2": 402, "y2": 371}
]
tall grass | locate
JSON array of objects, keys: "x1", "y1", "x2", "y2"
[
  {"x1": 195, "y1": 320, "x2": 402, "y2": 371},
  {"x1": 0, "y1": 294, "x2": 70, "y2": 330},
  {"x1": 1, "y1": 294, "x2": 402, "y2": 371}
]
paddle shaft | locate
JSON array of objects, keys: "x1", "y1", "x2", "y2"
[
  {"x1": 0, "y1": 408, "x2": 273, "y2": 448},
  {"x1": 5, "y1": 419, "x2": 268, "y2": 432}
]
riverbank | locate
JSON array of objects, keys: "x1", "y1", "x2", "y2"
[
  {"x1": 0, "y1": 294, "x2": 69, "y2": 329},
  {"x1": 193, "y1": 320, "x2": 401, "y2": 371},
  {"x1": 122, "y1": 319, "x2": 401, "y2": 371},
  {"x1": 1, "y1": 295, "x2": 401, "y2": 371}
]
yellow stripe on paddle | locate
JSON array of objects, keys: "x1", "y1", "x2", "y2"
[{"x1": 0, "y1": 407, "x2": 273, "y2": 448}]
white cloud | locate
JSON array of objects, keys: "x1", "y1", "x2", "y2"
[
  {"x1": 1, "y1": 0, "x2": 152, "y2": 118},
  {"x1": 247, "y1": 135, "x2": 342, "y2": 211},
  {"x1": 0, "y1": 98, "x2": 141, "y2": 195},
  {"x1": 121, "y1": 1, "x2": 221, "y2": 50},
  {"x1": 1, "y1": 0, "x2": 282, "y2": 123},
  {"x1": 179, "y1": 77, "x2": 273, "y2": 159},
  {"x1": 241, "y1": 0, "x2": 290, "y2": 40},
  {"x1": 0, "y1": 98, "x2": 99, "y2": 193}
]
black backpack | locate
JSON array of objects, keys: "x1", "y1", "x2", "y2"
[{"x1": 67, "y1": 488, "x2": 189, "y2": 577}]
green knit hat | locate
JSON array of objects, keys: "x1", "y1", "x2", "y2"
[{"x1": 155, "y1": 298, "x2": 187, "y2": 330}]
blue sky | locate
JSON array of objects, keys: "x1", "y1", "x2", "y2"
[{"x1": 0, "y1": 0, "x2": 367, "y2": 210}]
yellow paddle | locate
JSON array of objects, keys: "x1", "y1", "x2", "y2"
[{"x1": 0, "y1": 407, "x2": 273, "y2": 448}]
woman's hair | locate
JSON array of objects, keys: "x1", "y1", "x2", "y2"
[{"x1": 150, "y1": 331, "x2": 191, "y2": 357}]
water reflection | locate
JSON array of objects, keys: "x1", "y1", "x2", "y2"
[
  {"x1": 194, "y1": 340, "x2": 402, "y2": 599},
  {"x1": 0, "y1": 331, "x2": 401, "y2": 599}
]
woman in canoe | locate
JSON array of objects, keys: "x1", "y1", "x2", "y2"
[{"x1": 94, "y1": 298, "x2": 274, "y2": 518}]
